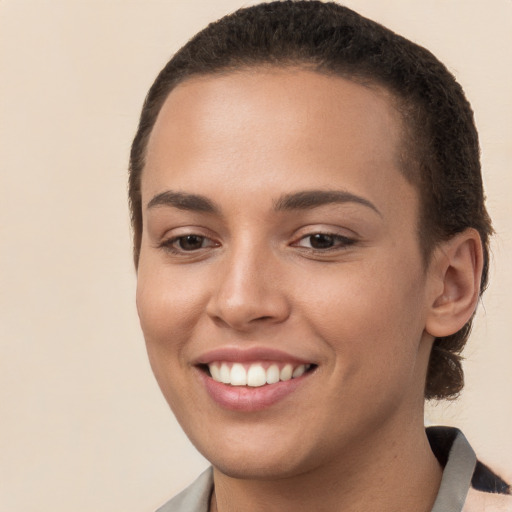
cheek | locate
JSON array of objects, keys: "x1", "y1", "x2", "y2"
[
  {"x1": 135, "y1": 268, "x2": 200, "y2": 409},
  {"x1": 297, "y1": 259, "x2": 427, "y2": 373},
  {"x1": 136, "y1": 261, "x2": 206, "y2": 339},
  {"x1": 135, "y1": 263, "x2": 210, "y2": 399}
]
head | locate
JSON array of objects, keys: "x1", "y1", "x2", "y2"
[{"x1": 130, "y1": 2, "x2": 491, "y2": 400}]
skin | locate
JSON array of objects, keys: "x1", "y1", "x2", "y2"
[{"x1": 136, "y1": 68, "x2": 481, "y2": 511}]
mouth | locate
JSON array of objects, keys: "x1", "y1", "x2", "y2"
[
  {"x1": 194, "y1": 347, "x2": 318, "y2": 410},
  {"x1": 200, "y1": 361, "x2": 316, "y2": 387}
]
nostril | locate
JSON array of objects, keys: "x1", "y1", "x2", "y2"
[{"x1": 253, "y1": 315, "x2": 273, "y2": 322}]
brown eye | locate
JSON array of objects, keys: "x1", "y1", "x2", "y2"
[
  {"x1": 309, "y1": 233, "x2": 336, "y2": 249},
  {"x1": 177, "y1": 235, "x2": 207, "y2": 251},
  {"x1": 293, "y1": 232, "x2": 356, "y2": 251},
  {"x1": 160, "y1": 233, "x2": 219, "y2": 255}
]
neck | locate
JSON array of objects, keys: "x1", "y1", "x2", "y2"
[{"x1": 211, "y1": 417, "x2": 442, "y2": 512}]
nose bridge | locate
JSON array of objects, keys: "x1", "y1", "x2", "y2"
[{"x1": 207, "y1": 233, "x2": 289, "y2": 329}]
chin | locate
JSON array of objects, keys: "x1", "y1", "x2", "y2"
[
  {"x1": 210, "y1": 452, "x2": 316, "y2": 481},
  {"x1": 188, "y1": 426, "x2": 328, "y2": 481}
]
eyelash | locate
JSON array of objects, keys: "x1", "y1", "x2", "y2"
[
  {"x1": 160, "y1": 232, "x2": 356, "y2": 255},
  {"x1": 292, "y1": 233, "x2": 356, "y2": 252},
  {"x1": 160, "y1": 234, "x2": 218, "y2": 254}
]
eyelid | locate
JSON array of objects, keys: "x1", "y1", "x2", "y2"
[{"x1": 291, "y1": 224, "x2": 357, "y2": 239}]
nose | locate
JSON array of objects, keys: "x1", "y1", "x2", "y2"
[{"x1": 206, "y1": 242, "x2": 291, "y2": 331}]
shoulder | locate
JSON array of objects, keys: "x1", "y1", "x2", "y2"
[
  {"x1": 464, "y1": 487, "x2": 512, "y2": 512},
  {"x1": 466, "y1": 449, "x2": 512, "y2": 511},
  {"x1": 155, "y1": 468, "x2": 213, "y2": 512},
  {"x1": 466, "y1": 461, "x2": 512, "y2": 511}
]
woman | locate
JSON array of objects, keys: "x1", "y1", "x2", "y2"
[{"x1": 129, "y1": 2, "x2": 510, "y2": 510}]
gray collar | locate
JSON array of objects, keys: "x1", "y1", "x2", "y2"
[
  {"x1": 156, "y1": 467, "x2": 213, "y2": 512},
  {"x1": 429, "y1": 428, "x2": 477, "y2": 512}
]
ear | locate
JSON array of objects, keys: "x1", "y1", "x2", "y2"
[{"x1": 425, "y1": 228, "x2": 484, "y2": 338}]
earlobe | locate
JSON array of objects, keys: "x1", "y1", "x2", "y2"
[{"x1": 425, "y1": 229, "x2": 484, "y2": 338}]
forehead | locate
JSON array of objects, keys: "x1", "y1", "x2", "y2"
[
  {"x1": 146, "y1": 67, "x2": 405, "y2": 173},
  {"x1": 143, "y1": 67, "x2": 415, "y2": 223}
]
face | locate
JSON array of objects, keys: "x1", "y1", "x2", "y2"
[{"x1": 136, "y1": 68, "x2": 436, "y2": 479}]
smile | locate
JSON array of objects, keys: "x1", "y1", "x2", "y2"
[
  {"x1": 207, "y1": 361, "x2": 313, "y2": 387},
  {"x1": 195, "y1": 348, "x2": 317, "y2": 410}
]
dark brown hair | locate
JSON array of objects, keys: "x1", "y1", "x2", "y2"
[{"x1": 129, "y1": 0, "x2": 493, "y2": 399}]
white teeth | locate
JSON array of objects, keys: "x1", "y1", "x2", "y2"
[
  {"x1": 208, "y1": 362, "x2": 312, "y2": 386},
  {"x1": 210, "y1": 363, "x2": 221, "y2": 381},
  {"x1": 266, "y1": 364, "x2": 280, "y2": 384},
  {"x1": 292, "y1": 364, "x2": 306, "y2": 378},
  {"x1": 230, "y1": 363, "x2": 247, "y2": 386},
  {"x1": 220, "y1": 363, "x2": 231, "y2": 384},
  {"x1": 247, "y1": 365, "x2": 267, "y2": 387},
  {"x1": 280, "y1": 364, "x2": 293, "y2": 381}
]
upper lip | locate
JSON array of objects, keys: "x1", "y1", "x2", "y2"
[{"x1": 194, "y1": 346, "x2": 315, "y2": 366}]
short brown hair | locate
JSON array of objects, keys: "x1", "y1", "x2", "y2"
[{"x1": 129, "y1": 0, "x2": 493, "y2": 400}]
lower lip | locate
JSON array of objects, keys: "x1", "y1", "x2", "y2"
[{"x1": 198, "y1": 370, "x2": 309, "y2": 411}]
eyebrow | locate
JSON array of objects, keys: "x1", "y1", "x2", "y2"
[
  {"x1": 147, "y1": 191, "x2": 220, "y2": 214},
  {"x1": 146, "y1": 189, "x2": 381, "y2": 217},
  {"x1": 273, "y1": 190, "x2": 381, "y2": 216}
]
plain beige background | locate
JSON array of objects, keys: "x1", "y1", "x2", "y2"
[{"x1": 1, "y1": 1, "x2": 510, "y2": 511}]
